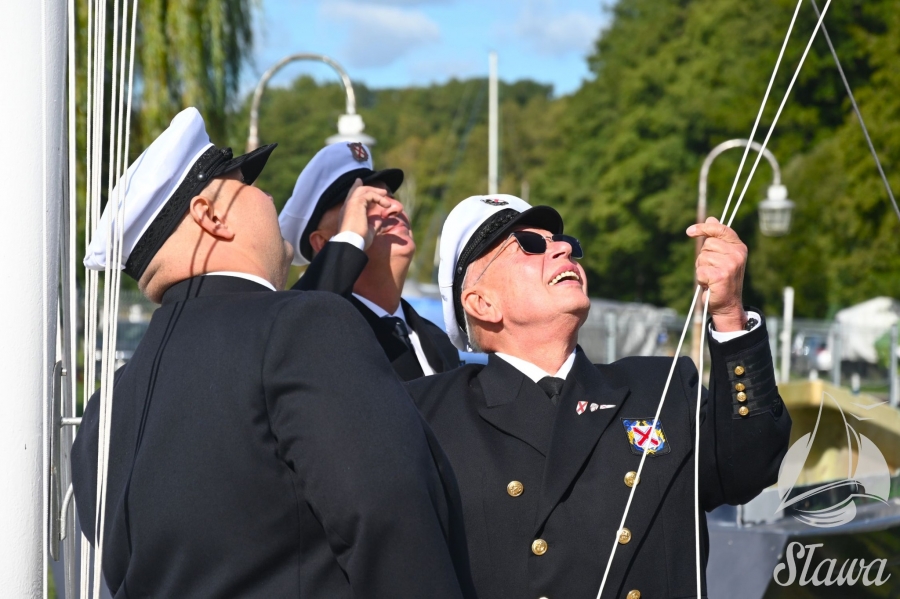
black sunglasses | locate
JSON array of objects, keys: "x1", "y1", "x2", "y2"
[{"x1": 511, "y1": 231, "x2": 584, "y2": 259}]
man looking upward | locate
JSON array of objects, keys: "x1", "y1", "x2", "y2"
[
  {"x1": 407, "y1": 194, "x2": 791, "y2": 599},
  {"x1": 279, "y1": 143, "x2": 460, "y2": 381},
  {"x1": 72, "y1": 108, "x2": 475, "y2": 598}
]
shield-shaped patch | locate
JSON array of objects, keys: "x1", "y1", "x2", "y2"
[{"x1": 621, "y1": 418, "x2": 671, "y2": 456}]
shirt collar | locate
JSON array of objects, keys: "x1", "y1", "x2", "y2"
[
  {"x1": 494, "y1": 350, "x2": 577, "y2": 383},
  {"x1": 353, "y1": 293, "x2": 406, "y2": 324},
  {"x1": 204, "y1": 271, "x2": 276, "y2": 291}
]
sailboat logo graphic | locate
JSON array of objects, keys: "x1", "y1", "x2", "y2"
[{"x1": 776, "y1": 393, "x2": 891, "y2": 528}]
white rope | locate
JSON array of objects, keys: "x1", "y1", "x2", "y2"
[
  {"x1": 80, "y1": 0, "x2": 101, "y2": 595},
  {"x1": 594, "y1": 1, "x2": 835, "y2": 596},
  {"x1": 64, "y1": 0, "x2": 79, "y2": 595},
  {"x1": 809, "y1": 0, "x2": 900, "y2": 225},
  {"x1": 724, "y1": 0, "x2": 832, "y2": 230}
]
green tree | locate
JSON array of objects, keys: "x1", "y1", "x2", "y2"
[
  {"x1": 230, "y1": 76, "x2": 561, "y2": 283},
  {"x1": 533, "y1": 0, "x2": 895, "y2": 317},
  {"x1": 138, "y1": 0, "x2": 256, "y2": 144}
]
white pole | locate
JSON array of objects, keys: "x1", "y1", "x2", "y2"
[
  {"x1": 890, "y1": 323, "x2": 899, "y2": 408},
  {"x1": 0, "y1": 0, "x2": 66, "y2": 596},
  {"x1": 488, "y1": 51, "x2": 499, "y2": 195},
  {"x1": 780, "y1": 287, "x2": 794, "y2": 383}
]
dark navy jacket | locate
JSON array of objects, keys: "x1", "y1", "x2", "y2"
[
  {"x1": 408, "y1": 313, "x2": 790, "y2": 599},
  {"x1": 72, "y1": 275, "x2": 475, "y2": 598}
]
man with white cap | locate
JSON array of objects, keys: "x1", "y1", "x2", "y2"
[
  {"x1": 406, "y1": 195, "x2": 791, "y2": 598},
  {"x1": 279, "y1": 142, "x2": 460, "y2": 381},
  {"x1": 71, "y1": 108, "x2": 475, "y2": 598}
]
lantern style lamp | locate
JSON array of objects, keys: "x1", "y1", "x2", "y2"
[
  {"x1": 325, "y1": 113, "x2": 376, "y2": 146},
  {"x1": 758, "y1": 184, "x2": 795, "y2": 236}
]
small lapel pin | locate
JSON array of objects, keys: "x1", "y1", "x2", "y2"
[
  {"x1": 598, "y1": 404, "x2": 616, "y2": 410},
  {"x1": 590, "y1": 403, "x2": 599, "y2": 412},
  {"x1": 576, "y1": 401, "x2": 588, "y2": 415}
]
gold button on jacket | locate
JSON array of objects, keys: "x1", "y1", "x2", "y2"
[
  {"x1": 739, "y1": 406, "x2": 749, "y2": 416},
  {"x1": 624, "y1": 471, "x2": 639, "y2": 487},
  {"x1": 618, "y1": 528, "x2": 632, "y2": 544},
  {"x1": 734, "y1": 365, "x2": 745, "y2": 376},
  {"x1": 627, "y1": 590, "x2": 641, "y2": 599},
  {"x1": 507, "y1": 480, "x2": 524, "y2": 497},
  {"x1": 736, "y1": 391, "x2": 747, "y2": 402},
  {"x1": 735, "y1": 382, "x2": 745, "y2": 392},
  {"x1": 531, "y1": 539, "x2": 548, "y2": 555}
]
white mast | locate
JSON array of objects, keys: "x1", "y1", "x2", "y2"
[
  {"x1": 0, "y1": 0, "x2": 66, "y2": 596},
  {"x1": 488, "y1": 51, "x2": 499, "y2": 195}
]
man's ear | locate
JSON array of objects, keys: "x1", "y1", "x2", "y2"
[
  {"x1": 309, "y1": 229, "x2": 329, "y2": 254},
  {"x1": 462, "y1": 286, "x2": 502, "y2": 325},
  {"x1": 189, "y1": 195, "x2": 234, "y2": 241}
]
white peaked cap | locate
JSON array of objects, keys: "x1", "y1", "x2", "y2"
[
  {"x1": 84, "y1": 107, "x2": 276, "y2": 279},
  {"x1": 438, "y1": 194, "x2": 563, "y2": 351},
  {"x1": 279, "y1": 142, "x2": 402, "y2": 266},
  {"x1": 84, "y1": 108, "x2": 212, "y2": 272}
]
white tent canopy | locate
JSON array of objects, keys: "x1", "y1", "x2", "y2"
[{"x1": 835, "y1": 297, "x2": 900, "y2": 363}]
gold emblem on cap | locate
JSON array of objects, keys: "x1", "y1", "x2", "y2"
[{"x1": 507, "y1": 481, "x2": 524, "y2": 497}]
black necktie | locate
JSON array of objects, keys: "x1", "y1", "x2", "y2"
[
  {"x1": 537, "y1": 376, "x2": 565, "y2": 407},
  {"x1": 383, "y1": 316, "x2": 414, "y2": 354}
]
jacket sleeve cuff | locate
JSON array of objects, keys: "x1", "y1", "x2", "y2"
[
  {"x1": 330, "y1": 231, "x2": 366, "y2": 250},
  {"x1": 708, "y1": 307, "x2": 782, "y2": 419}
]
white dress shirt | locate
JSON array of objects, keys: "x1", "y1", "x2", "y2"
[
  {"x1": 494, "y1": 314, "x2": 762, "y2": 382},
  {"x1": 353, "y1": 293, "x2": 436, "y2": 377},
  {"x1": 495, "y1": 351, "x2": 577, "y2": 383},
  {"x1": 204, "y1": 271, "x2": 276, "y2": 291}
]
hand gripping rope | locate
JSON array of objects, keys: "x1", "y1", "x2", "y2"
[{"x1": 594, "y1": 1, "x2": 834, "y2": 597}]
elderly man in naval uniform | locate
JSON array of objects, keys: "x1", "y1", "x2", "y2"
[
  {"x1": 279, "y1": 142, "x2": 460, "y2": 381},
  {"x1": 70, "y1": 108, "x2": 475, "y2": 598},
  {"x1": 406, "y1": 194, "x2": 791, "y2": 599}
]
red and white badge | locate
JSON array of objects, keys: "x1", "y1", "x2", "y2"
[{"x1": 576, "y1": 401, "x2": 588, "y2": 415}]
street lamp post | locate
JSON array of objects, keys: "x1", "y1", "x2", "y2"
[
  {"x1": 692, "y1": 139, "x2": 794, "y2": 367},
  {"x1": 246, "y1": 53, "x2": 374, "y2": 153}
]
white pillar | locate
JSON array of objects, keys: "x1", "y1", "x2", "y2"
[
  {"x1": 0, "y1": 1, "x2": 66, "y2": 596},
  {"x1": 488, "y1": 51, "x2": 498, "y2": 195},
  {"x1": 780, "y1": 287, "x2": 794, "y2": 384}
]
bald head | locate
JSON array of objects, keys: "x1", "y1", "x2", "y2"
[{"x1": 140, "y1": 171, "x2": 293, "y2": 302}]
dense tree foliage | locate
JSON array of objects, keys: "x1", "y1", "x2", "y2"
[
  {"x1": 229, "y1": 77, "x2": 562, "y2": 283},
  {"x1": 77, "y1": 0, "x2": 899, "y2": 317},
  {"x1": 233, "y1": 0, "x2": 899, "y2": 318},
  {"x1": 534, "y1": 0, "x2": 900, "y2": 317}
]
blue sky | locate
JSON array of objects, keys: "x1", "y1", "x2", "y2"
[{"x1": 247, "y1": 0, "x2": 610, "y2": 97}]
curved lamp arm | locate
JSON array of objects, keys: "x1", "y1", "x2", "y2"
[
  {"x1": 247, "y1": 53, "x2": 357, "y2": 152},
  {"x1": 697, "y1": 138, "x2": 781, "y2": 223}
]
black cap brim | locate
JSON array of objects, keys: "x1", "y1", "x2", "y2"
[
  {"x1": 452, "y1": 205, "x2": 564, "y2": 335},
  {"x1": 362, "y1": 167, "x2": 404, "y2": 193},
  {"x1": 299, "y1": 166, "x2": 406, "y2": 261},
  {"x1": 464, "y1": 205, "x2": 563, "y2": 267},
  {"x1": 211, "y1": 142, "x2": 277, "y2": 184}
]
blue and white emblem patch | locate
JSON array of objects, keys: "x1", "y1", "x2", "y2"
[{"x1": 621, "y1": 418, "x2": 671, "y2": 456}]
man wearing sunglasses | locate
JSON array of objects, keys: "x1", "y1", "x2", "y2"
[{"x1": 407, "y1": 194, "x2": 791, "y2": 598}]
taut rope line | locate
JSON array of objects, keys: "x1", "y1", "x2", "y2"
[
  {"x1": 809, "y1": 0, "x2": 900, "y2": 225},
  {"x1": 594, "y1": 0, "x2": 832, "y2": 597}
]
